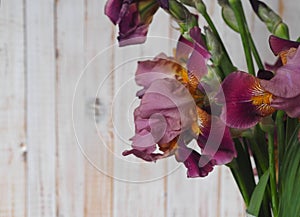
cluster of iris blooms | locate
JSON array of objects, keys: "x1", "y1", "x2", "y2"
[{"x1": 105, "y1": 0, "x2": 300, "y2": 216}]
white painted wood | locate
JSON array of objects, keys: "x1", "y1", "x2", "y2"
[
  {"x1": 80, "y1": 0, "x2": 114, "y2": 216},
  {"x1": 55, "y1": 0, "x2": 85, "y2": 216},
  {"x1": 112, "y1": 9, "x2": 173, "y2": 217},
  {"x1": 278, "y1": 0, "x2": 300, "y2": 40},
  {"x1": 0, "y1": 0, "x2": 299, "y2": 217},
  {"x1": 0, "y1": 0, "x2": 26, "y2": 217},
  {"x1": 26, "y1": 0, "x2": 56, "y2": 216}
]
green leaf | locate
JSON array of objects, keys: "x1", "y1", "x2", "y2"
[
  {"x1": 247, "y1": 170, "x2": 270, "y2": 216},
  {"x1": 278, "y1": 123, "x2": 300, "y2": 217}
]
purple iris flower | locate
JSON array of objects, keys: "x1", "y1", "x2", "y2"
[
  {"x1": 123, "y1": 32, "x2": 236, "y2": 177},
  {"x1": 260, "y1": 36, "x2": 300, "y2": 118},
  {"x1": 217, "y1": 71, "x2": 275, "y2": 129},
  {"x1": 218, "y1": 36, "x2": 300, "y2": 129},
  {"x1": 105, "y1": 0, "x2": 169, "y2": 46}
]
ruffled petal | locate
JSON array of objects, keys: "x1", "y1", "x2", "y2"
[
  {"x1": 131, "y1": 77, "x2": 197, "y2": 159},
  {"x1": 135, "y1": 56, "x2": 189, "y2": 97},
  {"x1": 217, "y1": 71, "x2": 275, "y2": 129},
  {"x1": 260, "y1": 48, "x2": 300, "y2": 98},
  {"x1": 122, "y1": 149, "x2": 164, "y2": 162},
  {"x1": 269, "y1": 35, "x2": 300, "y2": 56},
  {"x1": 175, "y1": 145, "x2": 216, "y2": 178}
]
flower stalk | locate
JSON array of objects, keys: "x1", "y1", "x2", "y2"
[
  {"x1": 228, "y1": 0, "x2": 255, "y2": 75},
  {"x1": 267, "y1": 130, "x2": 279, "y2": 217}
]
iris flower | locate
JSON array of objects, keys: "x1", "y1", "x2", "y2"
[
  {"x1": 123, "y1": 29, "x2": 236, "y2": 177},
  {"x1": 261, "y1": 36, "x2": 300, "y2": 118},
  {"x1": 218, "y1": 35, "x2": 300, "y2": 129},
  {"x1": 105, "y1": 0, "x2": 168, "y2": 46}
]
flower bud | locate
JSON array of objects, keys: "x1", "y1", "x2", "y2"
[
  {"x1": 204, "y1": 27, "x2": 224, "y2": 65},
  {"x1": 218, "y1": 0, "x2": 239, "y2": 32},
  {"x1": 273, "y1": 23, "x2": 290, "y2": 40},
  {"x1": 194, "y1": 0, "x2": 206, "y2": 15},
  {"x1": 249, "y1": 0, "x2": 289, "y2": 39},
  {"x1": 167, "y1": 0, "x2": 198, "y2": 36}
]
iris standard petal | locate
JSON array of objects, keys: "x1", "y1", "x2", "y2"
[
  {"x1": 135, "y1": 56, "x2": 189, "y2": 97},
  {"x1": 187, "y1": 27, "x2": 211, "y2": 79},
  {"x1": 260, "y1": 48, "x2": 300, "y2": 98},
  {"x1": 269, "y1": 35, "x2": 300, "y2": 56}
]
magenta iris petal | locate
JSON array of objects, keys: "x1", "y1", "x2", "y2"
[
  {"x1": 157, "y1": 0, "x2": 169, "y2": 9},
  {"x1": 187, "y1": 27, "x2": 211, "y2": 79},
  {"x1": 135, "y1": 55, "x2": 177, "y2": 97},
  {"x1": 127, "y1": 77, "x2": 196, "y2": 159},
  {"x1": 269, "y1": 35, "x2": 300, "y2": 55},
  {"x1": 105, "y1": 0, "x2": 158, "y2": 46},
  {"x1": 187, "y1": 50, "x2": 207, "y2": 80},
  {"x1": 105, "y1": 0, "x2": 125, "y2": 24},
  {"x1": 189, "y1": 27, "x2": 211, "y2": 60},
  {"x1": 118, "y1": 4, "x2": 149, "y2": 46},
  {"x1": 122, "y1": 149, "x2": 164, "y2": 162},
  {"x1": 260, "y1": 48, "x2": 300, "y2": 98},
  {"x1": 270, "y1": 95, "x2": 300, "y2": 118},
  {"x1": 197, "y1": 116, "x2": 237, "y2": 165},
  {"x1": 175, "y1": 145, "x2": 216, "y2": 178},
  {"x1": 175, "y1": 36, "x2": 194, "y2": 62},
  {"x1": 217, "y1": 71, "x2": 263, "y2": 129},
  {"x1": 265, "y1": 57, "x2": 283, "y2": 72}
]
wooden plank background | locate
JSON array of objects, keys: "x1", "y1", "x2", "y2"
[{"x1": 0, "y1": 0, "x2": 299, "y2": 216}]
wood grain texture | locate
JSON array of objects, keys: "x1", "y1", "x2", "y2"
[
  {"x1": 81, "y1": 0, "x2": 114, "y2": 216},
  {"x1": 26, "y1": 0, "x2": 56, "y2": 216},
  {"x1": 112, "y1": 10, "x2": 172, "y2": 217},
  {"x1": 1, "y1": 0, "x2": 299, "y2": 217},
  {"x1": 0, "y1": 0, "x2": 27, "y2": 217},
  {"x1": 55, "y1": 0, "x2": 85, "y2": 216}
]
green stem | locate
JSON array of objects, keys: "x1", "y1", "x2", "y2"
[
  {"x1": 248, "y1": 138, "x2": 268, "y2": 172},
  {"x1": 276, "y1": 111, "x2": 285, "y2": 178},
  {"x1": 229, "y1": 0, "x2": 255, "y2": 75},
  {"x1": 228, "y1": 139, "x2": 256, "y2": 207},
  {"x1": 247, "y1": 30, "x2": 264, "y2": 70},
  {"x1": 285, "y1": 117, "x2": 298, "y2": 147},
  {"x1": 229, "y1": 160, "x2": 251, "y2": 206},
  {"x1": 268, "y1": 131, "x2": 279, "y2": 217},
  {"x1": 197, "y1": 6, "x2": 236, "y2": 76},
  {"x1": 202, "y1": 12, "x2": 234, "y2": 65}
]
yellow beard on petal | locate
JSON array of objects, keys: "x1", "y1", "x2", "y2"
[
  {"x1": 159, "y1": 138, "x2": 178, "y2": 153},
  {"x1": 196, "y1": 108, "x2": 210, "y2": 136},
  {"x1": 279, "y1": 47, "x2": 297, "y2": 65},
  {"x1": 251, "y1": 80, "x2": 276, "y2": 116}
]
